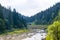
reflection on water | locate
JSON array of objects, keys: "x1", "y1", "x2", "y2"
[{"x1": 22, "y1": 30, "x2": 46, "y2": 40}]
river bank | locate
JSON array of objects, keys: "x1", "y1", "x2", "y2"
[{"x1": 0, "y1": 29, "x2": 46, "y2": 40}]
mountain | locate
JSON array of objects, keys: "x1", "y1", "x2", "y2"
[
  {"x1": 0, "y1": 4, "x2": 27, "y2": 33},
  {"x1": 26, "y1": 2, "x2": 60, "y2": 25}
]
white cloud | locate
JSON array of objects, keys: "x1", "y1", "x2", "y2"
[{"x1": 0, "y1": 0, "x2": 60, "y2": 17}]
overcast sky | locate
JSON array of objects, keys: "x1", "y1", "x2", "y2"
[{"x1": 0, "y1": 0, "x2": 60, "y2": 17}]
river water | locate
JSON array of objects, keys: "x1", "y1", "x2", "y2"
[{"x1": 22, "y1": 30, "x2": 46, "y2": 40}]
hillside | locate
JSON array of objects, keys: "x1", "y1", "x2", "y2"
[
  {"x1": 25, "y1": 2, "x2": 60, "y2": 25},
  {"x1": 0, "y1": 4, "x2": 27, "y2": 34}
]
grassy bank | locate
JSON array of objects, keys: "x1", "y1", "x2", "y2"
[{"x1": 0, "y1": 29, "x2": 29, "y2": 36}]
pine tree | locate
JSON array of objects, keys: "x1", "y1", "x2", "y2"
[{"x1": 0, "y1": 4, "x2": 6, "y2": 33}]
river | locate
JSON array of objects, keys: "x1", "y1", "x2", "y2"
[
  {"x1": 22, "y1": 29, "x2": 46, "y2": 40},
  {"x1": 0, "y1": 29, "x2": 46, "y2": 40}
]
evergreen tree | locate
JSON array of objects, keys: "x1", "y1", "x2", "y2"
[{"x1": 0, "y1": 4, "x2": 6, "y2": 33}]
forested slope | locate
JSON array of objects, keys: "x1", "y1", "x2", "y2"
[
  {"x1": 0, "y1": 4, "x2": 27, "y2": 34},
  {"x1": 46, "y1": 3, "x2": 60, "y2": 40},
  {"x1": 26, "y1": 2, "x2": 60, "y2": 25}
]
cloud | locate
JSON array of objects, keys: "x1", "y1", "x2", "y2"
[{"x1": 0, "y1": 0, "x2": 60, "y2": 17}]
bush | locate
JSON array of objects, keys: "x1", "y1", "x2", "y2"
[{"x1": 46, "y1": 21, "x2": 60, "y2": 40}]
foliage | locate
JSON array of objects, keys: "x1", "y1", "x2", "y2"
[
  {"x1": 7, "y1": 29, "x2": 28, "y2": 35},
  {"x1": 26, "y1": 2, "x2": 60, "y2": 25},
  {"x1": 0, "y1": 4, "x2": 27, "y2": 34},
  {"x1": 46, "y1": 21, "x2": 60, "y2": 40},
  {"x1": 0, "y1": 29, "x2": 29, "y2": 36},
  {"x1": 0, "y1": 4, "x2": 6, "y2": 33}
]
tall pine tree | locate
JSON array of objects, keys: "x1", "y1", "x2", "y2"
[{"x1": 0, "y1": 4, "x2": 6, "y2": 33}]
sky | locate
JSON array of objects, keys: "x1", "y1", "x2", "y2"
[{"x1": 0, "y1": 0, "x2": 60, "y2": 17}]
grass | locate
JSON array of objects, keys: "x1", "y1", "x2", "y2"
[
  {"x1": 0, "y1": 29, "x2": 29, "y2": 36},
  {"x1": 8, "y1": 29, "x2": 29, "y2": 34},
  {"x1": 28, "y1": 25, "x2": 48, "y2": 29}
]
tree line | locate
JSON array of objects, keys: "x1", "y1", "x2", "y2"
[
  {"x1": 46, "y1": 3, "x2": 60, "y2": 40},
  {"x1": 26, "y1": 2, "x2": 60, "y2": 25},
  {"x1": 0, "y1": 4, "x2": 27, "y2": 34}
]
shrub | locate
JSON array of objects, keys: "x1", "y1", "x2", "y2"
[{"x1": 46, "y1": 21, "x2": 60, "y2": 40}]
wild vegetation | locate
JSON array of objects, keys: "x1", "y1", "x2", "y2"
[
  {"x1": 0, "y1": 4, "x2": 27, "y2": 34},
  {"x1": 25, "y1": 3, "x2": 60, "y2": 25},
  {"x1": 46, "y1": 21, "x2": 60, "y2": 40},
  {"x1": 46, "y1": 4, "x2": 60, "y2": 40},
  {"x1": 0, "y1": 2, "x2": 60, "y2": 40}
]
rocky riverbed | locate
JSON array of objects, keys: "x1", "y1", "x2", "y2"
[{"x1": 0, "y1": 29, "x2": 46, "y2": 40}]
